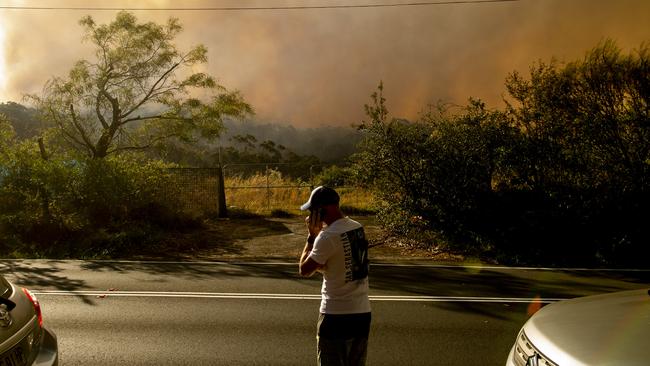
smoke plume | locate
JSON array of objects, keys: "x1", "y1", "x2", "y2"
[{"x1": 1, "y1": 0, "x2": 649, "y2": 127}]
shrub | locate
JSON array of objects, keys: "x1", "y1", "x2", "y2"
[
  {"x1": 355, "y1": 41, "x2": 650, "y2": 266},
  {"x1": 315, "y1": 165, "x2": 353, "y2": 187},
  {"x1": 0, "y1": 135, "x2": 194, "y2": 258}
]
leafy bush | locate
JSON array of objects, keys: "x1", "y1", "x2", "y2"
[
  {"x1": 314, "y1": 165, "x2": 354, "y2": 187},
  {"x1": 0, "y1": 125, "x2": 194, "y2": 258},
  {"x1": 354, "y1": 86, "x2": 513, "y2": 251},
  {"x1": 69, "y1": 156, "x2": 180, "y2": 226},
  {"x1": 355, "y1": 40, "x2": 650, "y2": 266}
]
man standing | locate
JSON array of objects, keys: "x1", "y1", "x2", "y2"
[{"x1": 299, "y1": 186, "x2": 371, "y2": 366}]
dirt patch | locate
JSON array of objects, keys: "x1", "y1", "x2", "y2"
[{"x1": 132, "y1": 215, "x2": 466, "y2": 263}]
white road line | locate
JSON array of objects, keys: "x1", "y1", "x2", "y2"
[
  {"x1": 32, "y1": 290, "x2": 564, "y2": 303},
  {"x1": 370, "y1": 263, "x2": 650, "y2": 272},
  {"x1": 2, "y1": 259, "x2": 648, "y2": 272}
]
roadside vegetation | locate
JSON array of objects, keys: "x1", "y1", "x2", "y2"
[
  {"x1": 224, "y1": 170, "x2": 374, "y2": 216},
  {"x1": 354, "y1": 40, "x2": 649, "y2": 267},
  {"x1": 0, "y1": 11, "x2": 647, "y2": 267},
  {"x1": 0, "y1": 12, "x2": 371, "y2": 259}
]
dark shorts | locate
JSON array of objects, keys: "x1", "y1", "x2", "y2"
[{"x1": 317, "y1": 313, "x2": 371, "y2": 366}]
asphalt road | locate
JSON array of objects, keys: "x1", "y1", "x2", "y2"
[{"x1": 1, "y1": 260, "x2": 648, "y2": 365}]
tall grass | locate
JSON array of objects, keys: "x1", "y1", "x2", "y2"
[{"x1": 224, "y1": 170, "x2": 375, "y2": 216}]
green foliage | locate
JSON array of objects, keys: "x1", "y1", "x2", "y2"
[
  {"x1": 68, "y1": 156, "x2": 177, "y2": 226},
  {"x1": 0, "y1": 103, "x2": 45, "y2": 140},
  {"x1": 150, "y1": 129, "x2": 322, "y2": 181},
  {"x1": 0, "y1": 135, "x2": 193, "y2": 257},
  {"x1": 493, "y1": 40, "x2": 650, "y2": 265},
  {"x1": 29, "y1": 11, "x2": 252, "y2": 159},
  {"x1": 219, "y1": 119, "x2": 362, "y2": 162},
  {"x1": 504, "y1": 39, "x2": 650, "y2": 193},
  {"x1": 314, "y1": 165, "x2": 354, "y2": 187},
  {"x1": 356, "y1": 40, "x2": 650, "y2": 266},
  {"x1": 354, "y1": 85, "x2": 512, "y2": 249},
  {"x1": 0, "y1": 116, "x2": 15, "y2": 148},
  {"x1": 218, "y1": 135, "x2": 320, "y2": 180}
]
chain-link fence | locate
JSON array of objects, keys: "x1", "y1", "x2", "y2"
[
  {"x1": 223, "y1": 163, "x2": 313, "y2": 214},
  {"x1": 165, "y1": 164, "x2": 373, "y2": 216},
  {"x1": 165, "y1": 168, "x2": 225, "y2": 216},
  {"x1": 224, "y1": 163, "x2": 374, "y2": 215}
]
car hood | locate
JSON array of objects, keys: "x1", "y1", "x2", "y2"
[{"x1": 523, "y1": 288, "x2": 650, "y2": 366}]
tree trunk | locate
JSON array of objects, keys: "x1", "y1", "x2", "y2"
[{"x1": 37, "y1": 138, "x2": 52, "y2": 222}]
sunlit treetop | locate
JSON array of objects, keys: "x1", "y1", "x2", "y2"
[{"x1": 30, "y1": 11, "x2": 253, "y2": 159}]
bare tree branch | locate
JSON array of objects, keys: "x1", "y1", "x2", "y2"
[
  {"x1": 120, "y1": 57, "x2": 185, "y2": 119},
  {"x1": 69, "y1": 104, "x2": 97, "y2": 156},
  {"x1": 120, "y1": 114, "x2": 191, "y2": 125},
  {"x1": 107, "y1": 132, "x2": 180, "y2": 155}
]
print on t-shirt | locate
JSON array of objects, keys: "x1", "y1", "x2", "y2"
[{"x1": 341, "y1": 227, "x2": 369, "y2": 283}]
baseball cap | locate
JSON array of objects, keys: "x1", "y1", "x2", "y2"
[{"x1": 300, "y1": 186, "x2": 340, "y2": 211}]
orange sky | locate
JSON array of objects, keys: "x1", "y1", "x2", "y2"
[{"x1": 0, "y1": 0, "x2": 649, "y2": 127}]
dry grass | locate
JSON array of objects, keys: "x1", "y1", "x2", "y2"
[
  {"x1": 224, "y1": 171, "x2": 375, "y2": 215},
  {"x1": 165, "y1": 169, "x2": 375, "y2": 217}
]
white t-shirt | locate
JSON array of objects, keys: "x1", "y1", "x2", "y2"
[{"x1": 308, "y1": 217, "x2": 371, "y2": 314}]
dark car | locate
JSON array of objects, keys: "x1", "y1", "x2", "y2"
[{"x1": 0, "y1": 275, "x2": 58, "y2": 365}]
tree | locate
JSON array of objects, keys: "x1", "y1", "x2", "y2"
[
  {"x1": 505, "y1": 40, "x2": 650, "y2": 194},
  {"x1": 354, "y1": 83, "x2": 513, "y2": 245},
  {"x1": 0, "y1": 102, "x2": 44, "y2": 140},
  {"x1": 499, "y1": 40, "x2": 650, "y2": 265},
  {"x1": 0, "y1": 115, "x2": 15, "y2": 151},
  {"x1": 30, "y1": 11, "x2": 252, "y2": 159}
]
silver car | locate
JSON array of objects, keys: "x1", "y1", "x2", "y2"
[
  {"x1": 0, "y1": 275, "x2": 58, "y2": 365},
  {"x1": 506, "y1": 288, "x2": 650, "y2": 366}
]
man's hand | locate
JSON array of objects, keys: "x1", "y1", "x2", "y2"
[
  {"x1": 299, "y1": 210, "x2": 324, "y2": 277},
  {"x1": 306, "y1": 209, "x2": 323, "y2": 238}
]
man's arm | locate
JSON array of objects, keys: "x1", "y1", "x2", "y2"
[
  {"x1": 299, "y1": 235, "x2": 323, "y2": 277},
  {"x1": 299, "y1": 211, "x2": 326, "y2": 277}
]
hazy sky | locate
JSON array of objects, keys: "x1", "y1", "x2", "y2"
[{"x1": 0, "y1": 0, "x2": 649, "y2": 127}]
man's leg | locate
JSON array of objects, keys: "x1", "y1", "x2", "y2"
[
  {"x1": 347, "y1": 337, "x2": 368, "y2": 366},
  {"x1": 318, "y1": 314, "x2": 346, "y2": 366},
  {"x1": 317, "y1": 336, "x2": 347, "y2": 366},
  {"x1": 317, "y1": 313, "x2": 371, "y2": 366}
]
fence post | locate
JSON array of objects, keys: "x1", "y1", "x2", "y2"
[
  {"x1": 217, "y1": 165, "x2": 228, "y2": 218},
  {"x1": 266, "y1": 164, "x2": 271, "y2": 211}
]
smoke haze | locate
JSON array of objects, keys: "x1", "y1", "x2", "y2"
[{"x1": 1, "y1": 0, "x2": 649, "y2": 127}]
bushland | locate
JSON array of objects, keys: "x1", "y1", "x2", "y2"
[{"x1": 353, "y1": 40, "x2": 649, "y2": 267}]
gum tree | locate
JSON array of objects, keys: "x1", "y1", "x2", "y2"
[
  {"x1": 31, "y1": 11, "x2": 252, "y2": 159},
  {"x1": 504, "y1": 40, "x2": 650, "y2": 193}
]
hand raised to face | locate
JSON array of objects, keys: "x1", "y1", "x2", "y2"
[{"x1": 306, "y1": 209, "x2": 324, "y2": 237}]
